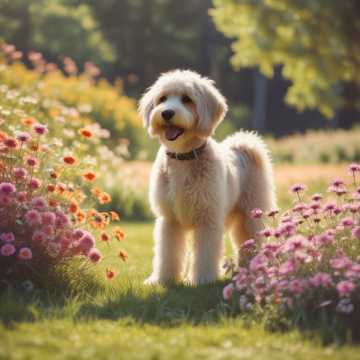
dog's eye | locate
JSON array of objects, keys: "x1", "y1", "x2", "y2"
[
  {"x1": 182, "y1": 95, "x2": 192, "y2": 104},
  {"x1": 159, "y1": 95, "x2": 167, "y2": 103}
]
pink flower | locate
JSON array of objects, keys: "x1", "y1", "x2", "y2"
[
  {"x1": 249, "y1": 254, "x2": 268, "y2": 272},
  {"x1": 72, "y1": 229, "x2": 85, "y2": 240},
  {"x1": 88, "y1": 248, "x2": 102, "y2": 263},
  {"x1": 41, "y1": 211, "x2": 56, "y2": 226},
  {"x1": 330, "y1": 256, "x2": 352, "y2": 270},
  {"x1": 0, "y1": 232, "x2": 15, "y2": 242},
  {"x1": 18, "y1": 247, "x2": 32, "y2": 260},
  {"x1": 311, "y1": 193, "x2": 323, "y2": 201},
  {"x1": 289, "y1": 279, "x2": 307, "y2": 295},
  {"x1": 314, "y1": 232, "x2": 334, "y2": 246},
  {"x1": 79, "y1": 232, "x2": 95, "y2": 254},
  {"x1": 282, "y1": 235, "x2": 309, "y2": 252},
  {"x1": 259, "y1": 228, "x2": 273, "y2": 238},
  {"x1": 31, "y1": 230, "x2": 46, "y2": 243},
  {"x1": 29, "y1": 178, "x2": 41, "y2": 189},
  {"x1": 41, "y1": 225, "x2": 54, "y2": 237},
  {"x1": 25, "y1": 209, "x2": 42, "y2": 226},
  {"x1": 223, "y1": 283, "x2": 234, "y2": 301},
  {"x1": 26, "y1": 156, "x2": 39, "y2": 167},
  {"x1": 309, "y1": 272, "x2": 333, "y2": 288},
  {"x1": 0, "y1": 182, "x2": 16, "y2": 195},
  {"x1": 336, "y1": 281, "x2": 355, "y2": 297},
  {"x1": 352, "y1": 226, "x2": 360, "y2": 239},
  {"x1": 16, "y1": 132, "x2": 31, "y2": 142},
  {"x1": 14, "y1": 167, "x2": 27, "y2": 179},
  {"x1": 241, "y1": 239, "x2": 255, "y2": 250},
  {"x1": 17, "y1": 191, "x2": 27, "y2": 202},
  {"x1": 55, "y1": 211, "x2": 70, "y2": 228},
  {"x1": 290, "y1": 183, "x2": 307, "y2": 194},
  {"x1": 1, "y1": 243, "x2": 16, "y2": 256},
  {"x1": 0, "y1": 196, "x2": 12, "y2": 206},
  {"x1": 251, "y1": 208, "x2": 263, "y2": 219},
  {"x1": 324, "y1": 202, "x2": 336, "y2": 212},
  {"x1": 341, "y1": 217, "x2": 354, "y2": 227},
  {"x1": 33, "y1": 123, "x2": 48, "y2": 135},
  {"x1": 348, "y1": 163, "x2": 360, "y2": 175},
  {"x1": 278, "y1": 259, "x2": 298, "y2": 275},
  {"x1": 31, "y1": 196, "x2": 46, "y2": 210}
]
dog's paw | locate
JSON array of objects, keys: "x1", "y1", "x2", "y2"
[{"x1": 144, "y1": 274, "x2": 162, "y2": 286}]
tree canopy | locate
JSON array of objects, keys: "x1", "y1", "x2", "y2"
[{"x1": 211, "y1": 0, "x2": 360, "y2": 118}]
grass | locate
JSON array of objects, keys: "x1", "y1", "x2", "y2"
[{"x1": 1, "y1": 169, "x2": 360, "y2": 359}]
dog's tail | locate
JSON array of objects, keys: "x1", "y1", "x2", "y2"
[{"x1": 222, "y1": 130, "x2": 277, "y2": 213}]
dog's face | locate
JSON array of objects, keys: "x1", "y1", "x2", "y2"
[{"x1": 138, "y1": 70, "x2": 227, "y2": 152}]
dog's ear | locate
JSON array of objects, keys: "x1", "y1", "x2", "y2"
[
  {"x1": 195, "y1": 78, "x2": 228, "y2": 137},
  {"x1": 138, "y1": 87, "x2": 155, "y2": 128}
]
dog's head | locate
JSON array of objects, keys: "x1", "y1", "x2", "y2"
[{"x1": 138, "y1": 70, "x2": 227, "y2": 152}]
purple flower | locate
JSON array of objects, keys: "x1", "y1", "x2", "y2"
[
  {"x1": 0, "y1": 182, "x2": 16, "y2": 195},
  {"x1": 309, "y1": 272, "x2": 333, "y2": 288},
  {"x1": 0, "y1": 232, "x2": 15, "y2": 243},
  {"x1": 311, "y1": 193, "x2": 323, "y2": 201},
  {"x1": 223, "y1": 283, "x2": 234, "y2": 301},
  {"x1": 290, "y1": 183, "x2": 307, "y2": 194},
  {"x1": 330, "y1": 256, "x2": 352, "y2": 270},
  {"x1": 249, "y1": 254, "x2": 268, "y2": 272},
  {"x1": 79, "y1": 232, "x2": 95, "y2": 255},
  {"x1": 25, "y1": 209, "x2": 42, "y2": 226},
  {"x1": 33, "y1": 123, "x2": 48, "y2": 135},
  {"x1": 241, "y1": 239, "x2": 256, "y2": 250},
  {"x1": 336, "y1": 280, "x2": 355, "y2": 297},
  {"x1": 16, "y1": 132, "x2": 31, "y2": 142},
  {"x1": 348, "y1": 163, "x2": 360, "y2": 174},
  {"x1": 341, "y1": 217, "x2": 354, "y2": 227},
  {"x1": 251, "y1": 208, "x2": 263, "y2": 219},
  {"x1": 1, "y1": 243, "x2": 16, "y2": 256},
  {"x1": 31, "y1": 196, "x2": 47, "y2": 210},
  {"x1": 352, "y1": 226, "x2": 360, "y2": 239}
]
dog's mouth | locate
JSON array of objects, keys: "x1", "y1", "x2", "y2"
[{"x1": 164, "y1": 125, "x2": 184, "y2": 141}]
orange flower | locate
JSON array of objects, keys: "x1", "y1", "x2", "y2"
[
  {"x1": 91, "y1": 187, "x2": 102, "y2": 196},
  {"x1": 79, "y1": 128, "x2": 93, "y2": 138},
  {"x1": 22, "y1": 117, "x2": 36, "y2": 126},
  {"x1": 83, "y1": 171, "x2": 96, "y2": 181},
  {"x1": 0, "y1": 131, "x2": 8, "y2": 142},
  {"x1": 100, "y1": 232, "x2": 109, "y2": 241},
  {"x1": 114, "y1": 228, "x2": 125, "y2": 241},
  {"x1": 63, "y1": 155, "x2": 76, "y2": 165},
  {"x1": 76, "y1": 210, "x2": 86, "y2": 222},
  {"x1": 29, "y1": 143, "x2": 40, "y2": 152},
  {"x1": 4, "y1": 137, "x2": 18, "y2": 149},
  {"x1": 99, "y1": 192, "x2": 111, "y2": 204},
  {"x1": 48, "y1": 198, "x2": 58, "y2": 207},
  {"x1": 47, "y1": 184, "x2": 56, "y2": 192},
  {"x1": 110, "y1": 211, "x2": 120, "y2": 221},
  {"x1": 69, "y1": 200, "x2": 78, "y2": 213},
  {"x1": 57, "y1": 183, "x2": 66, "y2": 193},
  {"x1": 118, "y1": 250, "x2": 128, "y2": 261},
  {"x1": 106, "y1": 268, "x2": 116, "y2": 279}
]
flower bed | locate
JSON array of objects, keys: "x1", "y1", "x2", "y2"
[{"x1": 223, "y1": 164, "x2": 360, "y2": 343}]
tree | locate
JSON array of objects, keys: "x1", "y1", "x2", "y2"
[{"x1": 210, "y1": 0, "x2": 360, "y2": 118}]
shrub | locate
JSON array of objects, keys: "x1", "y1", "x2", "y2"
[
  {"x1": 0, "y1": 89, "x2": 126, "y2": 291},
  {"x1": 223, "y1": 164, "x2": 360, "y2": 343}
]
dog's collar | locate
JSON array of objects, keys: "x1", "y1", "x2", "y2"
[{"x1": 166, "y1": 142, "x2": 207, "y2": 161}]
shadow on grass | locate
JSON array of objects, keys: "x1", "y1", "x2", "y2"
[{"x1": 76, "y1": 281, "x2": 228, "y2": 326}]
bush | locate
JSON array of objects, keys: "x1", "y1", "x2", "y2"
[{"x1": 223, "y1": 164, "x2": 360, "y2": 344}]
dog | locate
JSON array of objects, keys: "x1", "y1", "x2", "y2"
[{"x1": 139, "y1": 70, "x2": 276, "y2": 285}]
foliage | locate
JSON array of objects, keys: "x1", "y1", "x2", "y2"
[
  {"x1": 0, "y1": 0, "x2": 114, "y2": 68},
  {"x1": 0, "y1": 56, "x2": 129, "y2": 290},
  {"x1": 211, "y1": 0, "x2": 360, "y2": 118},
  {"x1": 223, "y1": 164, "x2": 360, "y2": 343}
]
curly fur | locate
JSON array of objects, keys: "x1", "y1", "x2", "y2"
[{"x1": 139, "y1": 70, "x2": 276, "y2": 285}]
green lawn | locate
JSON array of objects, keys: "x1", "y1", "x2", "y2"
[{"x1": 1, "y1": 222, "x2": 360, "y2": 359}]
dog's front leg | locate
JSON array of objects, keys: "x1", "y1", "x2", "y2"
[
  {"x1": 191, "y1": 224, "x2": 224, "y2": 285},
  {"x1": 144, "y1": 217, "x2": 186, "y2": 285}
]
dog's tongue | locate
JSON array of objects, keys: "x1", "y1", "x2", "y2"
[{"x1": 165, "y1": 125, "x2": 184, "y2": 141}]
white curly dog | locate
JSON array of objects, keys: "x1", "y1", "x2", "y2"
[{"x1": 139, "y1": 70, "x2": 276, "y2": 285}]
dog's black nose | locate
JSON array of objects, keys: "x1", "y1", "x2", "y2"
[{"x1": 161, "y1": 109, "x2": 175, "y2": 122}]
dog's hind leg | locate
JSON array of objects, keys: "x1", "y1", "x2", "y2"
[{"x1": 144, "y1": 217, "x2": 186, "y2": 285}]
